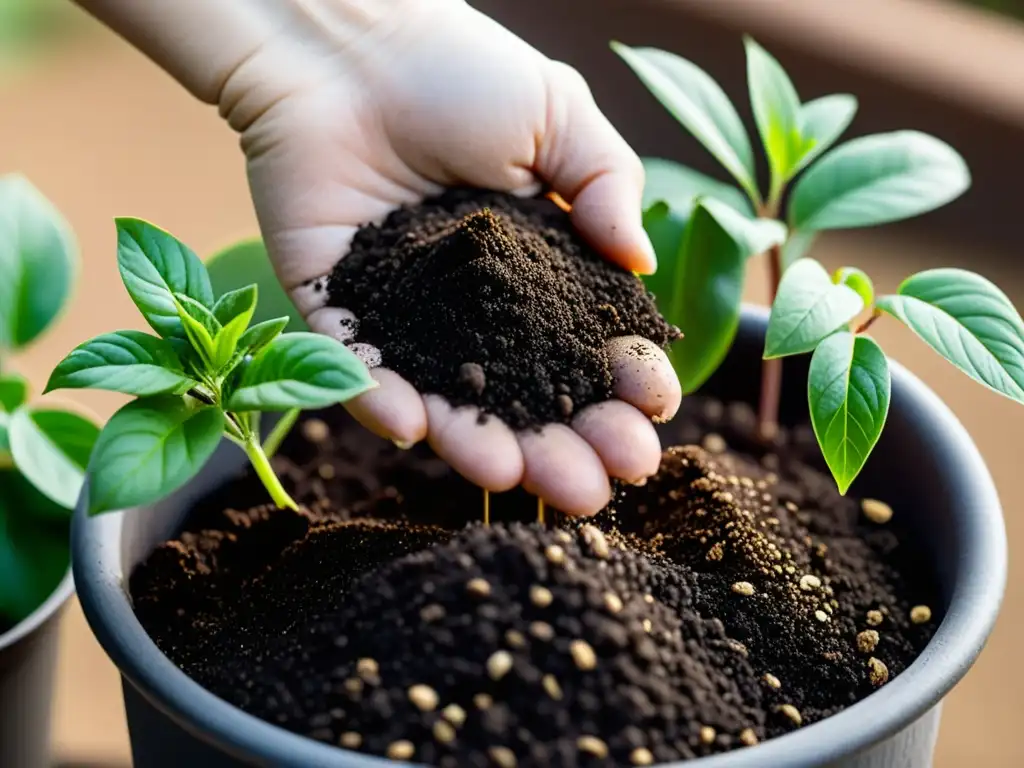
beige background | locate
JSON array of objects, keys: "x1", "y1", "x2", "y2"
[{"x1": 1, "y1": 9, "x2": 1021, "y2": 767}]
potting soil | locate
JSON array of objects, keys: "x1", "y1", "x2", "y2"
[
  {"x1": 130, "y1": 402, "x2": 938, "y2": 766},
  {"x1": 325, "y1": 189, "x2": 680, "y2": 430}
]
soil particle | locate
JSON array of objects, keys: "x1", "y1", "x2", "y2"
[{"x1": 327, "y1": 189, "x2": 679, "y2": 430}]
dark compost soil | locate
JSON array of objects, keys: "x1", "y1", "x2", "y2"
[
  {"x1": 130, "y1": 401, "x2": 938, "y2": 767},
  {"x1": 324, "y1": 189, "x2": 680, "y2": 430}
]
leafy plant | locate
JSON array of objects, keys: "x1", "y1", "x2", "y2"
[
  {"x1": 47, "y1": 219, "x2": 377, "y2": 516},
  {"x1": 615, "y1": 36, "x2": 1024, "y2": 493},
  {"x1": 0, "y1": 174, "x2": 98, "y2": 623}
]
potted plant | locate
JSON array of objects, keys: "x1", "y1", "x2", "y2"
[
  {"x1": 64, "y1": 37, "x2": 1012, "y2": 768},
  {"x1": 0, "y1": 174, "x2": 101, "y2": 768}
]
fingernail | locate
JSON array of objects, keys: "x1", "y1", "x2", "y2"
[
  {"x1": 392, "y1": 439, "x2": 414, "y2": 450},
  {"x1": 634, "y1": 233, "x2": 657, "y2": 276},
  {"x1": 630, "y1": 476, "x2": 649, "y2": 487}
]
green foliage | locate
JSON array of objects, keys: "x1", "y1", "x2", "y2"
[
  {"x1": 45, "y1": 331, "x2": 196, "y2": 397},
  {"x1": 763, "y1": 259, "x2": 865, "y2": 359},
  {"x1": 0, "y1": 175, "x2": 96, "y2": 625},
  {"x1": 761, "y1": 258, "x2": 1024, "y2": 492},
  {"x1": 744, "y1": 37, "x2": 812, "y2": 199},
  {"x1": 84, "y1": 398, "x2": 224, "y2": 516},
  {"x1": 611, "y1": 41, "x2": 759, "y2": 203},
  {"x1": 877, "y1": 269, "x2": 1024, "y2": 404},
  {"x1": 0, "y1": 174, "x2": 78, "y2": 349},
  {"x1": 614, "y1": 35, "x2": 998, "y2": 494},
  {"x1": 808, "y1": 332, "x2": 890, "y2": 494},
  {"x1": 645, "y1": 199, "x2": 785, "y2": 394},
  {"x1": 49, "y1": 222, "x2": 378, "y2": 516},
  {"x1": 788, "y1": 131, "x2": 970, "y2": 231},
  {"x1": 9, "y1": 407, "x2": 99, "y2": 510}
]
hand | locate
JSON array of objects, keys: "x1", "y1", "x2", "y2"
[{"x1": 78, "y1": 0, "x2": 682, "y2": 516}]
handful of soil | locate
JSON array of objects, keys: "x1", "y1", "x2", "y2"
[{"x1": 326, "y1": 189, "x2": 680, "y2": 430}]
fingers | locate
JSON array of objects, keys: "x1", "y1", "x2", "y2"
[
  {"x1": 572, "y1": 400, "x2": 662, "y2": 485},
  {"x1": 307, "y1": 306, "x2": 359, "y2": 342},
  {"x1": 606, "y1": 336, "x2": 682, "y2": 422},
  {"x1": 343, "y1": 368, "x2": 428, "y2": 446},
  {"x1": 535, "y1": 61, "x2": 656, "y2": 275},
  {"x1": 518, "y1": 424, "x2": 612, "y2": 517},
  {"x1": 424, "y1": 395, "x2": 524, "y2": 492}
]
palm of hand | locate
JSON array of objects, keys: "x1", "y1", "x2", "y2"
[{"x1": 233, "y1": 1, "x2": 679, "y2": 516}]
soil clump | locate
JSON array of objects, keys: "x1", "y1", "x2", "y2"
[{"x1": 326, "y1": 189, "x2": 680, "y2": 430}]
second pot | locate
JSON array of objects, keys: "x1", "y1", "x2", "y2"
[{"x1": 0, "y1": 568, "x2": 74, "y2": 768}]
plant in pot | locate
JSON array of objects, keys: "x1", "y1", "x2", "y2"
[
  {"x1": 0, "y1": 173, "x2": 101, "y2": 768},
  {"x1": 64, "y1": 36, "x2": 1012, "y2": 768}
]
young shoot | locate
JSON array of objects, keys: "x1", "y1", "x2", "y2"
[
  {"x1": 613, "y1": 36, "x2": 970, "y2": 434},
  {"x1": 46, "y1": 218, "x2": 378, "y2": 515},
  {"x1": 610, "y1": 35, "x2": 1016, "y2": 494},
  {"x1": 765, "y1": 259, "x2": 1024, "y2": 492}
]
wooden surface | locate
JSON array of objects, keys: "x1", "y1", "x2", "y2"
[{"x1": 0, "y1": 15, "x2": 1021, "y2": 768}]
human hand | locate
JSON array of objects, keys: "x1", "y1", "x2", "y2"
[
  {"x1": 77, "y1": 0, "x2": 682, "y2": 516},
  {"x1": 236, "y1": 0, "x2": 682, "y2": 516}
]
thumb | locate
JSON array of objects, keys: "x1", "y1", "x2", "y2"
[{"x1": 535, "y1": 61, "x2": 656, "y2": 275}]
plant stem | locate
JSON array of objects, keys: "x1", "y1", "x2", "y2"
[
  {"x1": 757, "y1": 243, "x2": 784, "y2": 441},
  {"x1": 263, "y1": 408, "x2": 300, "y2": 458},
  {"x1": 855, "y1": 309, "x2": 883, "y2": 334},
  {"x1": 244, "y1": 434, "x2": 298, "y2": 511}
]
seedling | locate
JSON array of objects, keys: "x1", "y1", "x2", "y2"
[
  {"x1": 46, "y1": 218, "x2": 378, "y2": 515},
  {"x1": 0, "y1": 174, "x2": 99, "y2": 623},
  {"x1": 614, "y1": 36, "x2": 1024, "y2": 492}
]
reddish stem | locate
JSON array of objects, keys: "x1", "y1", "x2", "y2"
[
  {"x1": 757, "y1": 243, "x2": 783, "y2": 441},
  {"x1": 855, "y1": 309, "x2": 883, "y2": 334}
]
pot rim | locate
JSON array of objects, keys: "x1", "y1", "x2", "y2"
[
  {"x1": 0, "y1": 567, "x2": 74, "y2": 653},
  {"x1": 71, "y1": 305, "x2": 1008, "y2": 767}
]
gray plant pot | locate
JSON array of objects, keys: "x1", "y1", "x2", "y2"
[
  {"x1": 0, "y1": 567, "x2": 74, "y2": 768},
  {"x1": 71, "y1": 306, "x2": 1007, "y2": 767}
]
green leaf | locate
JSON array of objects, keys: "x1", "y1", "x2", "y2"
[
  {"x1": 642, "y1": 157, "x2": 753, "y2": 216},
  {"x1": 744, "y1": 36, "x2": 808, "y2": 192},
  {"x1": 173, "y1": 293, "x2": 219, "y2": 368},
  {"x1": 0, "y1": 373, "x2": 29, "y2": 412},
  {"x1": 788, "y1": 131, "x2": 970, "y2": 231},
  {"x1": 764, "y1": 258, "x2": 865, "y2": 359},
  {"x1": 238, "y1": 316, "x2": 289, "y2": 354},
  {"x1": 809, "y1": 331, "x2": 890, "y2": 494},
  {"x1": 211, "y1": 284, "x2": 258, "y2": 370},
  {"x1": 85, "y1": 397, "x2": 224, "y2": 515},
  {"x1": 652, "y1": 199, "x2": 787, "y2": 394},
  {"x1": 206, "y1": 237, "x2": 308, "y2": 333},
  {"x1": 876, "y1": 268, "x2": 1024, "y2": 404},
  {"x1": 116, "y1": 218, "x2": 214, "y2": 339},
  {"x1": 212, "y1": 284, "x2": 258, "y2": 326},
  {"x1": 0, "y1": 475, "x2": 69, "y2": 623},
  {"x1": 0, "y1": 412, "x2": 9, "y2": 453},
  {"x1": 834, "y1": 267, "x2": 875, "y2": 306},
  {"x1": 781, "y1": 230, "x2": 817, "y2": 271},
  {"x1": 795, "y1": 94, "x2": 858, "y2": 175},
  {"x1": 0, "y1": 174, "x2": 78, "y2": 349},
  {"x1": 44, "y1": 330, "x2": 195, "y2": 397},
  {"x1": 9, "y1": 406, "x2": 99, "y2": 510},
  {"x1": 611, "y1": 41, "x2": 759, "y2": 202},
  {"x1": 226, "y1": 332, "x2": 378, "y2": 412}
]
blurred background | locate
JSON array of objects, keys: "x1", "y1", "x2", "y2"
[{"x1": 1, "y1": 0, "x2": 1021, "y2": 765}]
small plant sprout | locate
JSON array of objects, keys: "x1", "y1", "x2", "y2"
[
  {"x1": 46, "y1": 218, "x2": 378, "y2": 516},
  {"x1": 0, "y1": 174, "x2": 99, "y2": 622},
  {"x1": 612, "y1": 37, "x2": 1024, "y2": 492},
  {"x1": 766, "y1": 260, "x2": 1024, "y2": 492}
]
